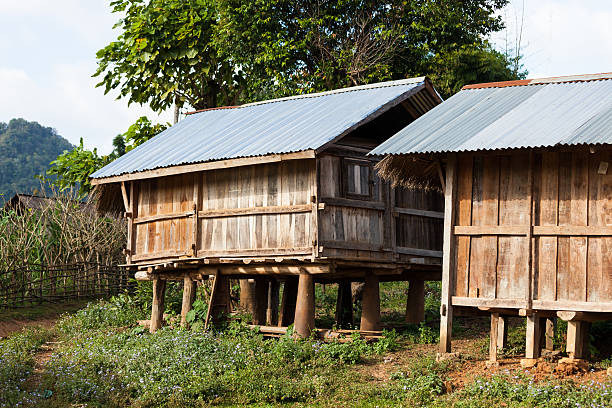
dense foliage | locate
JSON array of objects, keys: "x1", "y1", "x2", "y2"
[
  {"x1": 0, "y1": 119, "x2": 73, "y2": 203},
  {"x1": 95, "y1": 0, "x2": 244, "y2": 112},
  {"x1": 217, "y1": 0, "x2": 524, "y2": 100},
  {"x1": 96, "y1": 0, "x2": 525, "y2": 113},
  {"x1": 48, "y1": 116, "x2": 168, "y2": 198}
]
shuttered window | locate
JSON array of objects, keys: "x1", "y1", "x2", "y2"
[{"x1": 343, "y1": 159, "x2": 372, "y2": 199}]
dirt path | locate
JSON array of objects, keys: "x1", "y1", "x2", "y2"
[{"x1": 0, "y1": 318, "x2": 57, "y2": 338}]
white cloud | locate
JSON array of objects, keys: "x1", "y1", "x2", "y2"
[{"x1": 493, "y1": 0, "x2": 612, "y2": 78}]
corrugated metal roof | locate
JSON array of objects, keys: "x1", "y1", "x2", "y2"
[
  {"x1": 370, "y1": 75, "x2": 612, "y2": 155},
  {"x1": 92, "y1": 77, "x2": 436, "y2": 179}
]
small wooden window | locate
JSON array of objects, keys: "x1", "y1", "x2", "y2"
[{"x1": 343, "y1": 159, "x2": 372, "y2": 199}]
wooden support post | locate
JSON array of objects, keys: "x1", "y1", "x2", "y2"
[
  {"x1": 239, "y1": 278, "x2": 257, "y2": 319},
  {"x1": 497, "y1": 316, "x2": 508, "y2": 351},
  {"x1": 180, "y1": 274, "x2": 197, "y2": 328},
  {"x1": 440, "y1": 154, "x2": 457, "y2": 354},
  {"x1": 489, "y1": 313, "x2": 499, "y2": 362},
  {"x1": 525, "y1": 313, "x2": 542, "y2": 359},
  {"x1": 279, "y1": 276, "x2": 299, "y2": 327},
  {"x1": 266, "y1": 279, "x2": 280, "y2": 326},
  {"x1": 545, "y1": 317, "x2": 555, "y2": 351},
  {"x1": 566, "y1": 321, "x2": 590, "y2": 359},
  {"x1": 335, "y1": 280, "x2": 353, "y2": 329},
  {"x1": 150, "y1": 278, "x2": 166, "y2": 333},
  {"x1": 208, "y1": 273, "x2": 231, "y2": 326},
  {"x1": 360, "y1": 272, "x2": 381, "y2": 331},
  {"x1": 254, "y1": 277, "x2": 269, "y2": 325},
  {"x1": 406, "y1": 279, "x2": 425, "y2": 324},
  {"x1": 294, "y1": 271, "x2": 315, "y2": 338}
]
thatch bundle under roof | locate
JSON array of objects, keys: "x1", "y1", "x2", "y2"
[{"x1": 374, "y1": 154, "x2": 444, "y2": 191}]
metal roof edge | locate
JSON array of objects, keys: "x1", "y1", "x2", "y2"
[
  {"x1": 462, "y1": 72, "x2": 612, "y2": 90},
  {"x1": 185, "y1": 77, "x2": 428, "y2": 115}
]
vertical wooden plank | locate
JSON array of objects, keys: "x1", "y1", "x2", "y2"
[
  {"x1": 569, "y1": 151, "x2": 588, "y2": 301},
  {"x1": 150, "y1": 278, "x2": 166, "y2": 333},
  {"x1": 525, "y1": 313, "x2": 542, "y2": 359},
  {"x1": 537, "y1": 152, "x2": 559, "y2": 301},
  {"x1": 469, "y1": 155, "x2": 499, "y2": 299},
  {"x1": 526, "y1": 151, "x2": 534, "y2": 309},
  {"x1": 126, "y1": 182, "x2": 135, "y2": 264},
  {"x1": 267, "y1": 163, "x2": 279, "y2": 248},
  {"x1": 454, "y1": 155, "x2": 473, "y2": 298},
  {"x1": 312, "y1": 158, "x2": 319, "y2": 258},
  {"x1": 440, "y1": 154, "x2": 457, "y2": 354},
  {"x1": 557, "y1": 152, "x2": 572, "y2": 301},
  {"x1": 180, "y1": 274, "x2": 197, "y2": 328}
]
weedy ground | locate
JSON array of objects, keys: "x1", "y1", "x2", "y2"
[{"x1": 1, "y1": 281, "x2": 611, "y2": 407}]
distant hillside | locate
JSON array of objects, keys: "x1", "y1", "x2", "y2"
[{"x1": 0, "y1": 118, "x2": 73, "y2": 202}]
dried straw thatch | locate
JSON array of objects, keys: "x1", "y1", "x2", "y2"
[
  {"x1": 374, "y1": 154, "x2": 445, "y2": 191},
  {"x1": 92, "y1": 182, "x2": 124, "y2": 215}
]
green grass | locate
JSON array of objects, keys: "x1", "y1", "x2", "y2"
[{"x1": 2, "y1": 285, "x2": 612, "y2": 407}]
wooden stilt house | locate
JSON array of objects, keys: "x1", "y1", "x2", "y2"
[
  {"x1": 91, "y1": 78, "x2": 443, "y2": 336},
  {"x1": 372, "y1": 73, "x2": 612, "y2": 363}
]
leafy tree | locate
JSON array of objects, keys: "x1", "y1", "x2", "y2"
[
  {"x1": 94, "y1": 0, "x2": 244, "y2": 113},
  {"x1": 48, "y1": 117, "x2": 168, "y2": 198},
  {"x1": 47, "y1": 138, "x2": 110, "y2": 198},
  {"x1": 216, "y1": 0, "x2": 524, "y2": 100}
]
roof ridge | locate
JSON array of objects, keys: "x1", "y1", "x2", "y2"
[
  {"x1": 186, "y1": 77, "x2": 427, "y2": 115},
  {"x1": 462, "y1": 72, "x2": 612, "y2": 90}
]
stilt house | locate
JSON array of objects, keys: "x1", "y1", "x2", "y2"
[
  {"x1": 91, "y1": 78, "x2": 444, "y2": 336},
  {"x1": 371, "y1": 73, "x2": 612, "y2": 363}
]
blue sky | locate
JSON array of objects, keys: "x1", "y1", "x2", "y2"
[{"x1": 1, "y1": 0, "x2": 611, "y2": 154}]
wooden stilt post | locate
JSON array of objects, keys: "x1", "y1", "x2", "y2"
[
  {"x1": 406, "y1": 279, "x2": 425, "y2": 324},
  {"x1": 497, "y1": 316, "x2": 508, "y2": 351},
  {"x1": 240, "y1": 278, "x2": 257, "y2": 319},
  {"x1": 335, "y1": 280, "x2": 353, "y2": 329},
  {"x1": 525, "y1": 313, "x2": 542, "y2": 359},
  {"x1": 266, "y1": 279, "x2": 280, "y2": 326},
  {"x1": 544, "y1": 317, "x2": 556, "y2": 351},
  {"x1": 254, "y1": 277, "x2": 269, "y2": 325},
  {"x1": 439, "y1": 154, "x2": 457, "y2": 355},
  {"x1": 206, "y1": 272, "x2": 230, "y2": 328},
  {"x1": 489, "y1": 313, "x2": 499, "y2": 362},
  {"x1": 180, "y1": 274, "x2": 197, "y2": 328},
  {"x1": 566, "y1": 321, "x2": 589, "y2": 359},
  {"x1": 360, "y1": 272, "x2": 381, "y2": 331},
  {"x1": 150, "y1": 278, "x2": 166, "y2": 333},
  {"x1": 294, "y1": 271, "x2": 315, "y2": 338},
  {"x1": 279, "y1": 276, "x2": 298, "y2": 327}
]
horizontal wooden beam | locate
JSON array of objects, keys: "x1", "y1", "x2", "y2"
[
  {"x1": 533, "y1": 300, "x2": 612, "y2": 313},
  {"x1": 199, "y1": 264, "x2": 331, "y2": 275},
  {"x1": 319, "y1": 197, "x2": 386, "y2": 211},
  {"x1": 132, "y1": 249, "x2": 192, "y2": 262},
  {"x1": 198, "y1": 204, "x2": 312, "y2": 219},
  {"x1": 319, "y1": 240, "x2": 391, "y2": 252},
  {"x1": 533, "y1": 225, "x2": 612, "y2": 236},
  {"x1": 91, "y1": 150, "x2": 316, "y2": 185},
  {"x1": 396, "y1": 246, "x2": 443, "y2": 258},
  {"x1": 134, "y1": 211, "x2": 193, "y2": 224},
  {"x1": 453, "y1": 225, "x2": 612, "y2": 237},
  {"x1": 452, "y1": 296, "x2": 529, "y2": 310},
  {"x1": 556, "y1": 311, "x2": 612, "y2": 322},
  {"x1": 454, "y1": 225, "x2": 530, "y2": 236},
  {"x1": 132, "y1": 247, "x2": 314, "y2": 263},
  {"x1": 393, "y1": 207, "x2": 444, "y2": 219}
]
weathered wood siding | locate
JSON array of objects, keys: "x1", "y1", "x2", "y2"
[
  {"x1": 130, "y1": 159, "x2": 316, "y2": 262},
  {"x1": 318, "y1": 153, "x2": 443, "y2": 262},
  {"x1": 451, "y1": 148, "x2": 612, "y2": 311}
]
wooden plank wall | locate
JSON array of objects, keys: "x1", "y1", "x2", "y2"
[
  {"x1": 198, "y1": 160, "x2": 315, "y2": 256},
  {"x1": 318, "y1": 153, "x2": 443, "y2": 262},
  {"x1": 452, "y1": 148, "x2": 612, "y2": 310},
  {"x1": 131, "y1": 160, "x2": 316, "y2": 261}
]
